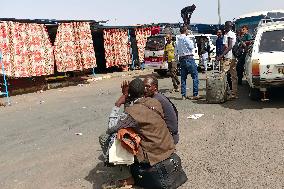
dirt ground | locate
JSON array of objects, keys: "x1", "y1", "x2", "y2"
[{"x1": 0, "y1": 70, "x2": 283, "y2": 189}]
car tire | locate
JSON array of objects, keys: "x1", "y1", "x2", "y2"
[{"x1": 249, "y1": 87, "x2": 260, "y2": 101}]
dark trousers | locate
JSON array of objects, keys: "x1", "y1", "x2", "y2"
[
  {"x1": 168, "y1": 61, "x2": 180, "y2": 89},
  {"x1": 227, "y1": 72, "x2": 232, "y2": 90},
  {"x1": 237, "y1": 54, "x2": 246, "y2": 85}
]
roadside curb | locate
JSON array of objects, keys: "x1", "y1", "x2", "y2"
[
  {"x1": 85, "y1": 69, "x2": 153, "y2": 83},
  {"x1": 7, "y1": 70, "x2": 153, "y2": 96}
]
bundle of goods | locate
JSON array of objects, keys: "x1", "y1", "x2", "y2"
[
  {"x1": 103, "y1": 29, "x2": 131, "y2": 68},
  {"x1": 54, "y1": 22, "x2": 96, "y2": 72},
  {"x1": 135, "y1": 27, "x2": 151, "y2": 63},
  {"x1": 0, "y1": 21, "x2": 54, "y2": 77}
]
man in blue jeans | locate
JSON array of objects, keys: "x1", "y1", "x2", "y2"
[{"x1": 175, "y1": 26, "x2": 200, "y2": 100}]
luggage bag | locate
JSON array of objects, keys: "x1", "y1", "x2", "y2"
[{"x1": 206, "y1": 61, "x2": 228, "y2": 103}]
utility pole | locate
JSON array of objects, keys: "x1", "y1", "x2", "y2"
[{"x1": 218, "y1": 0, "x2": 221, "y2": 25}]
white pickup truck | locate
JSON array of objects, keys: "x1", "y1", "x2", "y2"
[{"x1": 245, "y1": 21, "x2": 284, "y2": 100}]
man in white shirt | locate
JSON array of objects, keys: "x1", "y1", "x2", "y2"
[
  {"x1": 175, "y1": 26, "x2": 200, "y2": 100},
  {"x1": 217, "y1": 21, "x2": 238, "y2": 99}
]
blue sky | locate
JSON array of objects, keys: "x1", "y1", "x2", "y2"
[{"x1": 1, "y1": 0, "x2": 284, "y2": 25}]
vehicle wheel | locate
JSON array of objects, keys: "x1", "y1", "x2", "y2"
[
  {"x1": 156, "y1": 70, "x2": 168, "y2": 77},
  {"x1": 249, "y1": 87, "x2": 260, "y2": 101}
]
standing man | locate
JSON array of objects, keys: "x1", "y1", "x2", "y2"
[
  {"x1": 216, "y1": 29, "x2": 232, "y2": 88},
  {"x1": 175, "y1": 26, "x2": 199, "y2": 100},
  {"x1": 236, "y1": 25, "x2": 252, "y2": 85},
  {"x1": 181, "y1": 4, "x2": 196, "y2": 26},
  {"x1": 199, "y1": 37, "x2": 210, "y2": 72},
  {"x1": 217, "y1": 21, "x2": 237, "y2": 99},
  {"x1": 143, "y1": 76, "x2": 179, "y2": 144},
  {"x1": 164, "y1": 34, "x2": 180, "y2": 92},
  {"x1": 216, "y1": 29, "x2": 224, "y2": 57}
]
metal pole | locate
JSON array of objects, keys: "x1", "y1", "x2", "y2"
[
  {"x1": 92, "y1": 67, "x2": 96, "y2": 76},
  {"x1": 218, "y1": 0, "x2": 222, "y2": 25},
  {"x1": 0, "y1": 52, "x2": 10, "y2": 105}
]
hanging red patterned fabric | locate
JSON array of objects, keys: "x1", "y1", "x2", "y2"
[
  {"x1": 14, "y1": 23, "x2": 54, "y2": 77},
  {"x1": 104, "y1": 29, "x2": 115, "y2": 68},
  {"x1": 54, "y1": 22, "x2": 96, "y2": 72},
  {"x1": 74, "y1": 22, "x2": 97, "y2": 70},
  {"x1": 0, "y1": 22, "x2": 14, "y2": 76},
  {"x1": 0, "y1": 21, "x2": 54, "y2": 77},
  {"x1": 103, "y1": 29, "x2": 131, "y2": 68},
  {"x1": 135, "y1": 27, "x2": 151, "y2": 63},
  {"x1": 54, "y1": 23, "x2": 82, "y2": 72}
]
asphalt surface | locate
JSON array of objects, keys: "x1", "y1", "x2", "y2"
[{"x1": 0, "y1": 70, "x2": 283, "y2": 189}]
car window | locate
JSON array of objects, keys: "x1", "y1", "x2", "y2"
[
  {"x1": 259, "y1": 29, "x2": 284, "y2": 52},
  {"x1": 210, "y1": 36, "x2": 218, "y2": 46},
  {"x1": 145, "y1": 36, "x2": 165, "y2": 51},
  {"x1": 189, "y1": 37, "x2": 196, "y2": 45}
]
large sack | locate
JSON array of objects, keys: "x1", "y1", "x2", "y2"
[{"x1": 206, "y1": 71, "x2": 228, "y2": 104}]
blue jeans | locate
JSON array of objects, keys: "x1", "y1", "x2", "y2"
[{"x1": 180, "y1": 57, "x2": 199, "y2": 97}]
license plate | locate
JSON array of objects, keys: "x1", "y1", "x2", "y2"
[
  {"x1": 151, "y1": 58, "x2": 157, "y2": 62},
  {"x1": 151, "y1": 57, "x2": 161, "y2": 62}
]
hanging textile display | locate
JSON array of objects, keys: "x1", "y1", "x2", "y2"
[
  {"x1": 76, "y1": 22, "x2": 97, "y2": 70},
  {"x1": 135, "y1": 27, "x2": 151, "y2": 63},
  {"x1": 103, "y1": 29, "x2": 131, "y2": 68},
  {"x1": 54, "y1": 22, "x2": 96, "y2": 72},
  {"x1": 0, "y1": 22, "x2": 13, "y2": 76},
  {"x1": 0, "y1": 21, "x2": 54, "y2": 77}
]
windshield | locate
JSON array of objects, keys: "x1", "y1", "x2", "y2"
[
  {"x1": 145, "y1": 36, "x2": 165, "y2": 51},
  {"x1": 210, "y1": 36, "x2": 218, "y2": 46},
  {"x1": 259, "y1": 29, "x2": 284, "y2": 52}
]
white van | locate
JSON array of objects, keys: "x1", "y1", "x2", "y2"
[
  {"x1": 245, "y1": 21, "x2": 284, "y2": 100},
  {"x1": 143, "y1": 34, "x2": 169, "y2": 76}
]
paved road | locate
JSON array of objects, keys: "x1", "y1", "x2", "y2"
[{"x1": 0, "y1": 71, "x2": 283, "y2": 189}]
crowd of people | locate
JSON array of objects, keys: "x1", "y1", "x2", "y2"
[
  {"x1": 216, "y1": 21, "x2": 252, "y2": 97},
  {"x1": 165, "y1": 22, "x2": 252, "y2": 100}
]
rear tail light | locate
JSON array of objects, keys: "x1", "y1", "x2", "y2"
[{"x1": 252, "y1": 59, "x2": 260, "y2": 76}]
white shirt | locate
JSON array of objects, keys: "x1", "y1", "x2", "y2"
[
  {"x1": 223, "y1": 30, "x2": 236, "y2": 59},
  {"x1": 175, "y1": 34, "x2": 194, "y2": 57}
]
